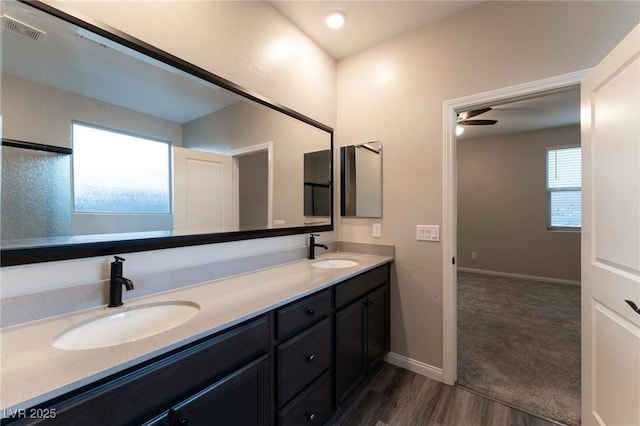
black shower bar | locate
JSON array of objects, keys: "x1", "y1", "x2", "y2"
[{"x1": 2, "y1": 138, "x2": 73, "y2": 155}]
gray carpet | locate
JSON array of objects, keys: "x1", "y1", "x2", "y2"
[{"x1": 457, "y1": 271, "x2": 581, "y2": 426}]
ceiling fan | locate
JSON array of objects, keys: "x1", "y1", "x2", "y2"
[
  {"x1": 457, "y1": 107, "x2": 498, "y2": 126},
  {"x1": 456, "y1": 107, "x2": 497, "y2": 136}
]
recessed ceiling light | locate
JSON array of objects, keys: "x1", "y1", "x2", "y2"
[{"x1": 325, "y1": 10, "x2": 347, "y2": 29}]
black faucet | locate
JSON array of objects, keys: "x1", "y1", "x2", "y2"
[
  {"x1": 108, "y1": 256, "x2": 134, "y2": 307},
  {"x1": 308, "y1": 234, "x2": 328, "y2": 260}
]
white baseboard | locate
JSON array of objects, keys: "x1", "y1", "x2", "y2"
[
  {"x1": 385, "y1": 352, "x2": 443, "y2": 382},
  {"x1": 457, "y1": 267, "x2": 581, "y2": 286}
]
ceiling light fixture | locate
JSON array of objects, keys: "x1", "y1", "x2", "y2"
[{"x1": 325, "y1": 10, "x2": 347, "y2": 29}]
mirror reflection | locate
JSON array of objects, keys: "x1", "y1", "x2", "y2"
[
  {"x1": 304, "y1": 149, "x2": 331, "y2": 219},
  {"x1": 340, "y1": 141, "x2": 382, "y2": 218},
  {"x1": 1, "y1": 1, "x2": 332, "y2": 254}
]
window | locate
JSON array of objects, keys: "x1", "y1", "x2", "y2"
[
  {"x1": 72, "y1": 123, "x2": 171, "y2": 213},
  {"x1": 546, "y1": 146, "x2": 581, "y2": 229}
]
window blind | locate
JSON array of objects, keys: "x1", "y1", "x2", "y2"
[{"x1": 547, "y1": 147, "x2": 581, "y2": 229}]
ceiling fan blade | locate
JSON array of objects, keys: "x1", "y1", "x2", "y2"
[
  {"x1": 459, "y1": 119, "x2": 498, "y2": 126},
  {"x1": 463, "y1": 107, "x2": 492, "y2": 119}
]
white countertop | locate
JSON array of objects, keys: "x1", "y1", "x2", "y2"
[{"x1": 0, "y1": 252, "x2": 392, "y2": 411}]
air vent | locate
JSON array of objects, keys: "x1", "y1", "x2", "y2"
[{"x1": 2, "y1": 15, "x2": 45, "y2": 42}]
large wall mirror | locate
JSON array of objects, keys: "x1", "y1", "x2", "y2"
[
  {"x1": 340, "y1": 141, "x2": 382, "y2": 218},
  {"x1": 0, "y1": 1, "x2": 333, "y2": 266}
]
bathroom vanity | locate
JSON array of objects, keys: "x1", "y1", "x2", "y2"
[{"x1": 1, "y1": 253, "x2": 392, "y2": 425}]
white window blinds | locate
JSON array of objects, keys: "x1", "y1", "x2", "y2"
[{"x1": 546, "y1": 146, "x2": 581, "y2": 229}]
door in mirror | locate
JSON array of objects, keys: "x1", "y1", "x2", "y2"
[{"x1": 340, "y1": 142, "x2": 382, "y2": 218}]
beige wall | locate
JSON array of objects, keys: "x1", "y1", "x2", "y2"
[
  {"x1": 337, "y1": 1, "x2": 639, "y2": 368},
  {"x1": 457, "y1": 125, "x2": 581, "y2": 281}
]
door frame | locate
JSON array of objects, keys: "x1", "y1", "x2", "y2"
[{"x1": 441, "y1": 70, "x2": 590, "y2": 385}]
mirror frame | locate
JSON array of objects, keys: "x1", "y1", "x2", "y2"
[{"x1": 1, "y1": 0, "x2": 333, "y2": 267}]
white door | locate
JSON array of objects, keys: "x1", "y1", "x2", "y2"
[
  {"x1": 173, "y1": 147, "x2": 234, "y2": 233},
  {"x1": 581, "y1": 24, "x2": 640, "y2": 426}
]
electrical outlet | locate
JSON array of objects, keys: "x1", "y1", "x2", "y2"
[
  {"x1": 372, "y1": 223, "x2": 382, "y2": 238},
  {"x1": 416, "y1": 225, "x2": 440, "y2": 242}
]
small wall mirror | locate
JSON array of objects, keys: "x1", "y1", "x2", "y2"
[{"x1": 340, "y1": 141, "x2": 382, "y2": 218}]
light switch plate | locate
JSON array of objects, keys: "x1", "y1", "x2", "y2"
[
  {"x1": 416, "y1": 225, "x2": 440, "y2": 242},
  {"x1": 372, "y1": 223, "x2": 382, "y2": 238}
]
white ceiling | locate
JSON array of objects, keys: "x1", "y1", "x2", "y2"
[
  {"x1": 269, "y1": 1, "x2": 482, "y2": 59},
  {"x1": 457, "y1": 88, "x2": 581, "y2": 140}
]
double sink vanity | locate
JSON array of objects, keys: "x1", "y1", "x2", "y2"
[
  {"x1": 1, "y1": 251, "x2": 392, "y2": 425},
  {"x1": 1, "y1": 2, "x2": 391, "y2": 424}
]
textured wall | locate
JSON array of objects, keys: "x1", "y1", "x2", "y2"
[
  {"x1": 337, "y1": 1, "x2": 639, "y2": 368},
  {"x1": 457, "y1": 125, "x2": 581, "y2": 281}
]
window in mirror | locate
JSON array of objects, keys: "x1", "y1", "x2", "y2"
[
  {"x1": 72, "y1": 122, "x2": 171, "y2": 214},
  {"x1": 341, "y1": 142, "x2": 382, "y2": 218}
]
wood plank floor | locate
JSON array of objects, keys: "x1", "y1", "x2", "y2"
[{"x1": 331, "y1": 363, "x2": 560, "y2": 426}]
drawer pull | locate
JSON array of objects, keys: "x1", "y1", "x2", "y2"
[
  {"x1": 307, "y1": 354, "x2": 315, "y2": 362},
  {"x1": 306, "y1": 412, "x2": 316, "y2": 422},
  {"x1": 306, "y1": 308, "x2": 315, "y2": 316}
]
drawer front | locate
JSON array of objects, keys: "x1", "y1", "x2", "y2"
[
  {"x1": 277, "y1": 289, "x2": 331, "y2": 341},
  {"x1": 278, "y1": 371, "x2": 333, "y2": 426},
  {"x1": 277, "y1": 318, "x2": 331, "y2": 406},
  {"x1": 335, "y1": 264, "x2": 389, "y2": 308}
]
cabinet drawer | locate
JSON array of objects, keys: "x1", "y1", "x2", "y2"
[
  {"x1": 277, "y1": 289, "x2": 331, "y2": 341},
  {"x1": 278, "y1": 371, "x2": 333, "y2": 426},
  {"x1": 335, "y1": 264, "x2": 389, "y2": 308},
  {"x1": 277, "y1": 318, "x2": 331, "y2": 406}
]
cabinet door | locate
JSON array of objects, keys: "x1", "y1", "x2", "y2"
[
  {"x1": 335, "y1": 298, "x2": 366, "y2": 406},
  {"x1": 169, "y1": 354, "x2": 270, "y2": 426},
  {"x1": 366, "y1": 285, "x2": 389, "y2": 369}
]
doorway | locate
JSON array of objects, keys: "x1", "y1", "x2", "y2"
[
  {"x1": 442, "y1": 77, "x2": 585, "y2": 423},
  {"x1": 454, "y1": 90, "x2": 582, "y2": 423},
  {"x1": 442, "y1": 71, "x2": 589, "y2": 386},
  {"x1": 229, "y1": 142, "x2": 274, "y2": 230}
]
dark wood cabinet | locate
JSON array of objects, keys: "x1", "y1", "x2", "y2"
[
  {"x1": 366, "y1": 285, "x2": 389, "y2": 369},
  {"x1": 335, "y1": 265, "x2": 390, "y2": 406},
  {"x1": 170, "y1": 354, "x2": 270, "y2": 426},
  {"x1": 6, "y1": 316, "x2": 271, "y2": 426},
  {"x1": 277, "y1": 371, "x2": 333, "y2": 426},
  {"x1": 143, "y1": 355, "x2": 270, "y2": 426},
  {"x1": 335, "y1": 297, "x2": 366, "y2": 405},
  {"x1": 4, "y1": 263, "x2": 391, "y2": 426},
  {"x1": 275, "y1": 289, "x2": 333, "y2": 425}
]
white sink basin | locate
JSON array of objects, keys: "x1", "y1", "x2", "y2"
[
  {"x1": 52, "y1": 301, "x2": 200, "y2": 350},
  {"x1": 311, "y1": 259, "x2": 359, "y2": 269}
]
